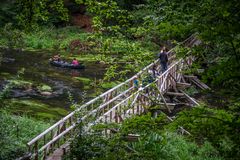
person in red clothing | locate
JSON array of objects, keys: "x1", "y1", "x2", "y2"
[{"x1": 72, "y1": 58, "x2": 79, "y2": 65}]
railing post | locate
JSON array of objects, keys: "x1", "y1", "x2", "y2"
[
  {"x1": 104, "y1": 115, "x2": 108, "y2": 136},
  {"x1": 69, "y1": 117, "x2": 72, "y2": 137},
  {"x1": 50, "y1": 130, "x2": 53, "y2": 153},
  {"x1": 115, "y1": 108, "x2": 118, "y2": 123},
  {"x1": 43, "y1": 148, "x2": 47, "y2": 160},
  {"x1": 57, "y1": 125, "x2": 60, "y2": 148},
  {"x1": 28, "y1": 145, "x2": 31, "y2": 155},
  {"x1": 63, "y1": 122, "x2": 66, "y2": 141},
  {"x1": 34, "y1": 141, "x2": 38, "y2": 160},
  {"x1": 110, "y1": 111, "x2": 112, "y2": 122}
]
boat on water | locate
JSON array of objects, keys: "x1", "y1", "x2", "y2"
[{"x1": 49, "y1": 60, "x2": 85, "y2": 69}]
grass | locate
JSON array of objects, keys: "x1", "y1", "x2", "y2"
[
  {"x1": 0, "y1": 26, "x2": 90, "y2": 51},
  {"x1": 23, "y1": 26, "x2": 90, "y2": 51},
  {"x1": 0, "y1": 111, "x2": 50, "y2": 159}
]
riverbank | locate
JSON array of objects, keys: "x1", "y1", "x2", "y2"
[{"x1": 0, "y1": 25, "x2": 159, "y2": 82}]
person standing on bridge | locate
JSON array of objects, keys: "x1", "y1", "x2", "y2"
[
  {"x1": 133, "y1": 76, "x2": 139, "y2": 90},
  {"x1": 158, "y1": 46, "x2": 168, "y2": 73}
]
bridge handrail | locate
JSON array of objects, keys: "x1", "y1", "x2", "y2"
[
  {"x1": 97, "y1": 58, "x2": 183, "y2": 120},
  {"x1": 27, "y1": 33, "x2": 197, "y2": 158},
  {"x1": 35, "y1": 56, "x2": 193, "y2": 153},
  {"x1": 97, "y1": 55, "x2": 195, "y2": 123}
]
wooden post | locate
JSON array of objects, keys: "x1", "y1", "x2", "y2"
[
  {"x1": 110, "y1": 111, "x2": 112, "y2": 122},
  {"x1": 50, "y1": 130, "x2": 53, "y2": 153},
  {"x1": 69, "y1": 117, "x2": 72, "y2": 137},
  {"x1": 137, "y1": 104, "x2": 139, "y2": 115},
  {"x1": 28, "y1": 145, "x2": 31, "y2": 154},
  {"x1": 43, "y1": 149, "x2": 47, "y2": 160},
  {"x1": 132, "y1": 104, "x2": 135, "y2": 115},
  {"x1": 34, "y1": 141, "x2": 38, "y2": 160},
  {"x1": 115, "y1": 108, "x2": 118, "y2": 123},
  {"x1": 180, "y1": 90, "x2": 199, "y2": 106},
  {"x1": 156, "y1": 84, "x2": 172, "y2": 113},
  {"x1": 63, "y1": 122, "x2": 66, "y2": 141},
  {"x1": 57, "y1": 125, "x2": 60, "y2": 148},
  {"x1": 43, "y1": 135, "x2": 46, "y2": 145}
]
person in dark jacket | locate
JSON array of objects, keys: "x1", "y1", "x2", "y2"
[{"x1": 158, "y1": 47, "x2": 168, "y2": 73}]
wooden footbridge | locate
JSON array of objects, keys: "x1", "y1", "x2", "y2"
[{"x1": 26, "y1": 34, "x2": 201, "y2": 160}]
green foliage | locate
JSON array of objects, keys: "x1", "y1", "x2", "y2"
[
  {"x1": 67, "y1": 114, "x2": 223, "y2": 160},
  {"x1": 0, "y1": 111, "x2": 50, "y2": 159},
  {"x1": 142, "y1": 0, "x2": 240, "y2": 89},
  {"x1": 99, "y1": 36, "x2": 155, "y2": 80},
  {"x1": 15, "y1": 0, "x2": 69, "y2": 30},
  {"x1": 100, "y1": 81, "x2": 118, "y2": 90},
  {"x1": 184, "y1": 86, "x2": 199, "y2": 96},
  {"x1": 1, "y1": 26, "x2": 89, "y2": 50},
  {"x1": 0, "y1": 0, "x2": 17, "y2": 27},
  {"x1": 75, "y1": 0, "x2": 131, "y2": 34},
  {"x1": 0, "y1": 23, "x2": 25, "y2": 49},
  {"x1": 201, "y1": 57, "x2": 240, "y2": 91},
  {"x1": 103, "y1": 64, "x2": 118, "y2": 81},
  {"x1": 167, "y1": 104, "x2": 240, "y2": 158},
  {"x1": 129, "y1": 132, "x2": 221, "y2": 160},
  {"x1": 120, "y1": 113, "x2": 169, "y2": 135},
  {"x1": 68, "y1": 129, "x2": 110, "y2": 159}
]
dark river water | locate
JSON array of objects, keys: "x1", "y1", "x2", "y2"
[{"x1": 0, "y1": 49, "x2": 107, "y2": 120}]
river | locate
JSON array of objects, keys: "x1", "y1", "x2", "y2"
[{"x1": 0, "y1": 49, "x2": 107, "y2": 121}]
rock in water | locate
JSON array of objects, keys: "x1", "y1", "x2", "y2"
[{"x1": 40, "y1": 91, "x2": 52, "y2": 96}]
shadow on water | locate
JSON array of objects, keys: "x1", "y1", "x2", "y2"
[{"x1": 0, "y1": 49, "x2": 107, "y2": 121}]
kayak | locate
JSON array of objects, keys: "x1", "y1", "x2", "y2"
[{"x1": 49, "y1": 60, "x2": 85, "y2": 69}]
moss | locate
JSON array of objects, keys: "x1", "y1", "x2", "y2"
[
  {"x1": 6, "y1": 99, "x2": 68, "y2": 120},
  {"x1": 9, "y1": 80, "x2": 32, "y2": 89},
  {"x1": 101, "y1": 81, "x2": 118, "y2": 89},
  {"x1": 73, "y1": 77, "x2": 91, "y2": 85},
  {"x1": 37, "y1": 84, "x2": 52, "y2": 92},
  {"x1": 84, "y1": 85, "x2": 91, "y2": 90}
]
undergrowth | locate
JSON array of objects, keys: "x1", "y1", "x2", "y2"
[
  {"x1": 0, "y1": 111, "x2": 50, "y2": 160},
  {"x1": 65, "y1": 113, "x2": 223, "y2": 160}
]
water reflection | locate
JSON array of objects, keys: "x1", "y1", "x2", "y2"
[{"x1": 71, "y1": 69, "x2": 81, "y2": 77}]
